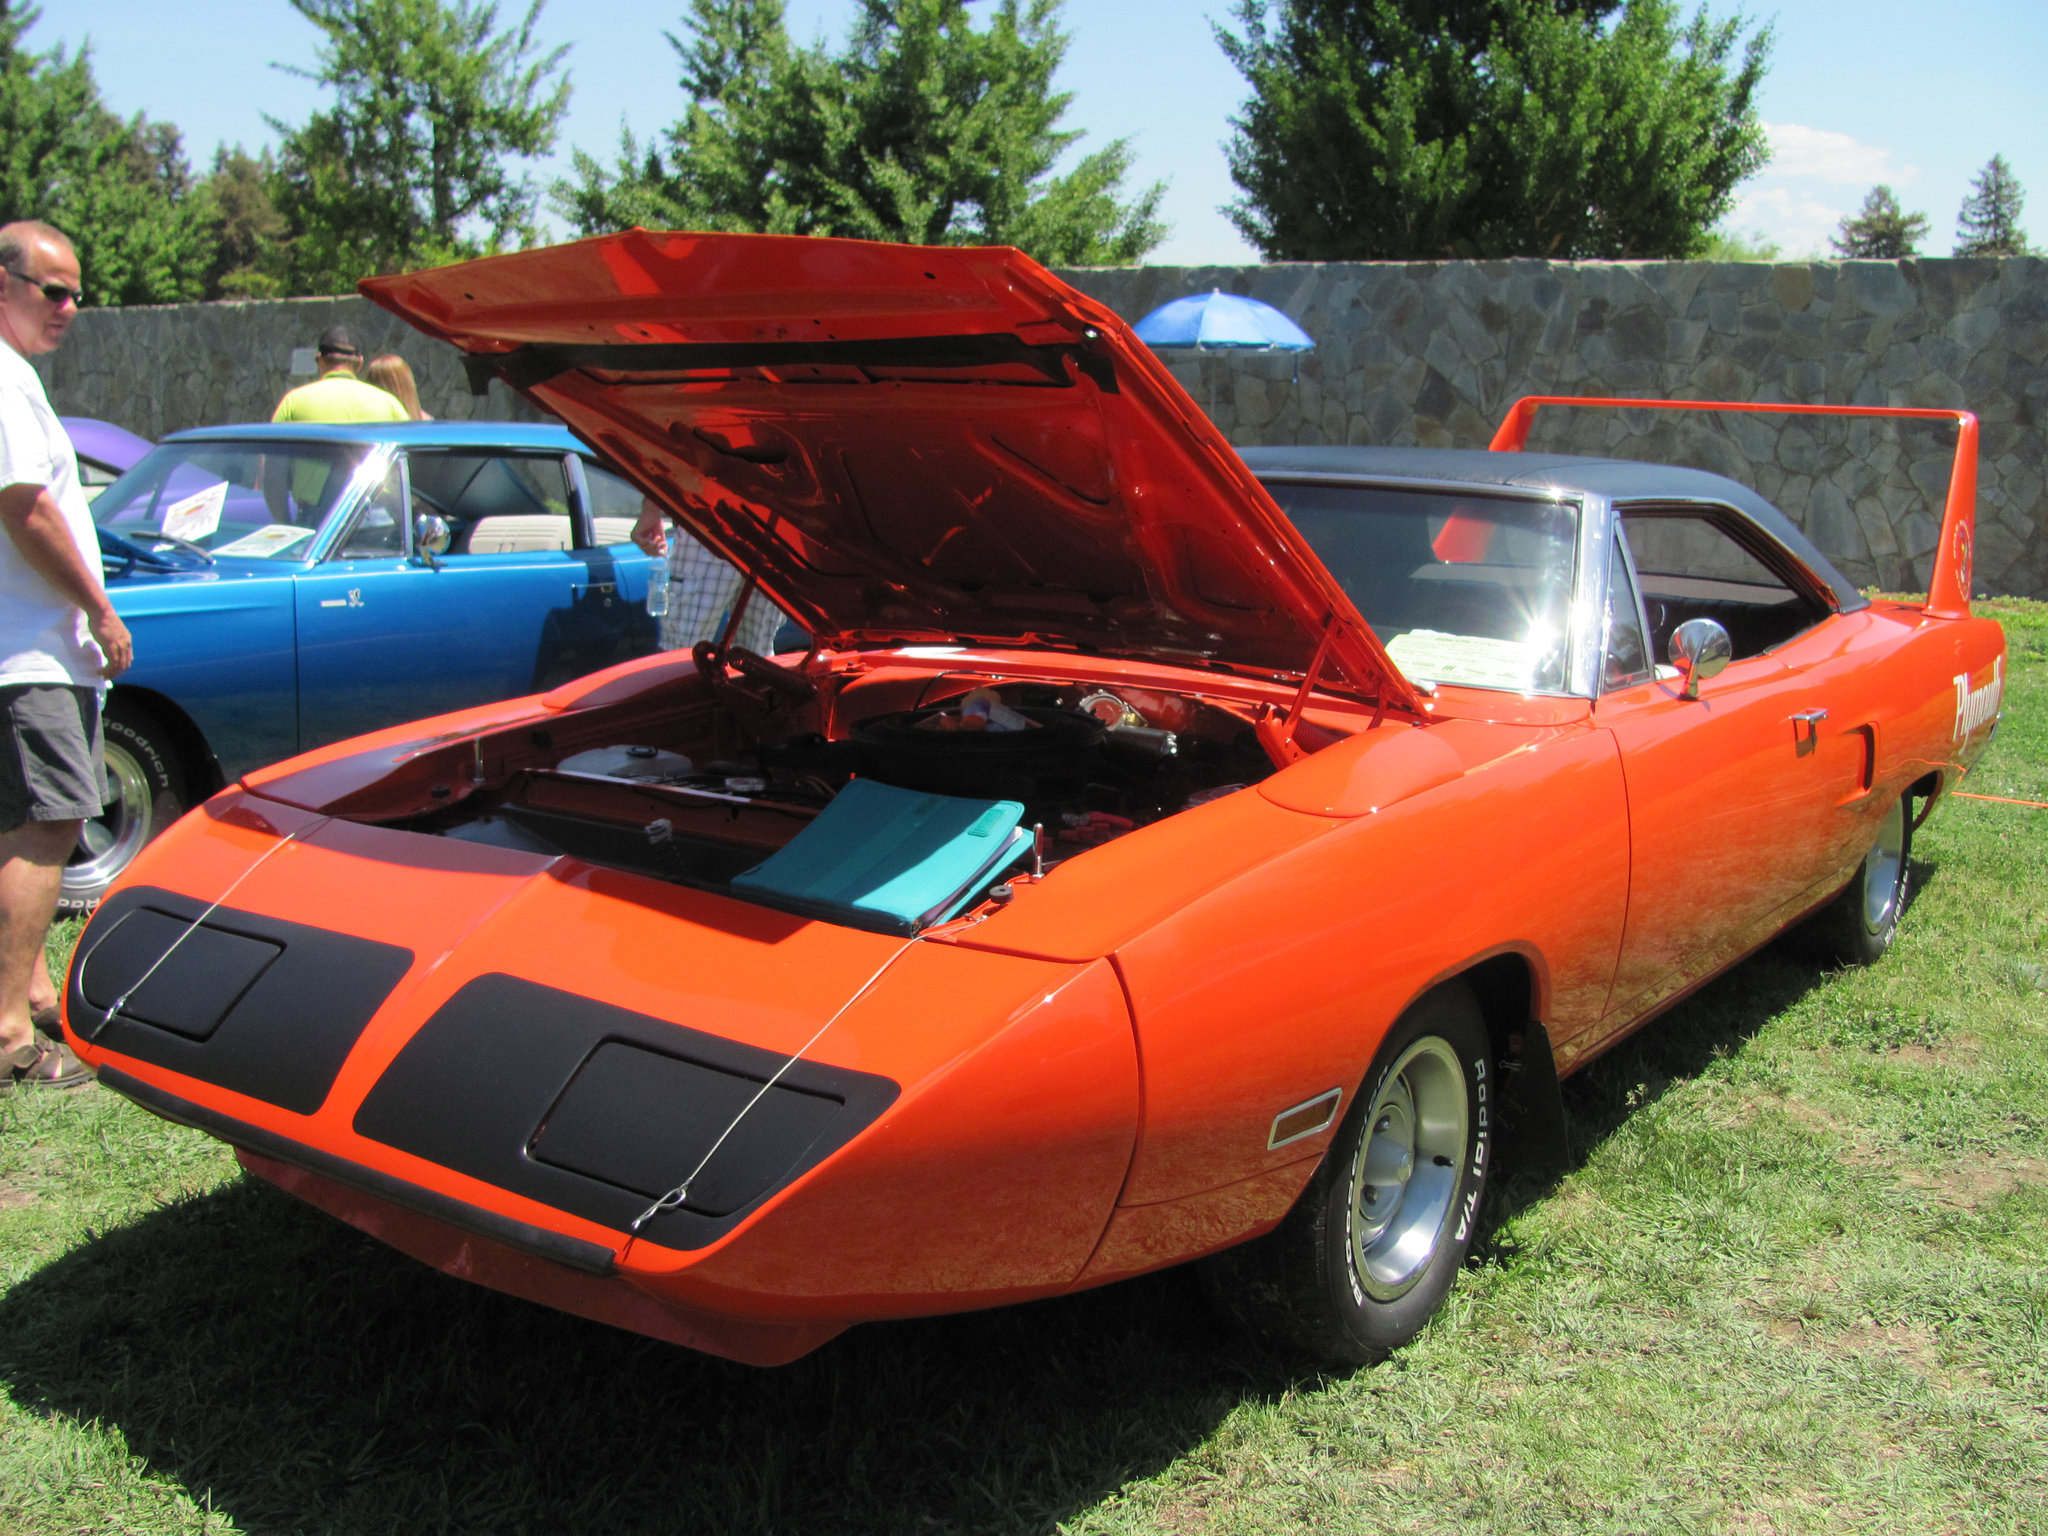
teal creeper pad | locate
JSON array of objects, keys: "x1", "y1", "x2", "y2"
[{"x1": 731, "y1": 779, "x2": 1030, "y2": 935}]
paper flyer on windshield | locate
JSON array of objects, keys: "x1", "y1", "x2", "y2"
[
  {"x1": 213, "y1": 524, "x2": 316, "y2": 559},
  {"x1": 1384, "y1": 628, "x2": 1535, "y2": 690},
  {"x1": 160, "y1": 481, "x2": 227, "y2": 543}
]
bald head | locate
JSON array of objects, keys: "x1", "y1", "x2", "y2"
[
  {"x1": 0, "y1": 220, "x2": 82, "y2": 359},
  {"x1": 0, "y1": 221, "x2": 76, "y2": 272}
]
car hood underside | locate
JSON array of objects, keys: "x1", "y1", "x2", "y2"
[{"x1": 359, "y1": 231, "x2": 1417, "y2": 714}]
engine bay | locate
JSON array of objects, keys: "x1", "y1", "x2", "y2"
[{"x1": 411, "y1": 657, "x2": 1292, "y2": 923}]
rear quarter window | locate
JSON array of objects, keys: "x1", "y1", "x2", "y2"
[{"x1": 1619, "y1": 506, "x2": 1829, "y2": 661}]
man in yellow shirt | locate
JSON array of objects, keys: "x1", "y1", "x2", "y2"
[
  {"x1": 272, "y1": 326, "x2": 410, "y2": 424},
  {"x1": 267, "y1": 326, "x2": 408, "y2": 521}
]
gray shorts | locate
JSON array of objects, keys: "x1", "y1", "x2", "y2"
[{"x1": 0, "y1": 684, "x2": 106, "y2": 833}]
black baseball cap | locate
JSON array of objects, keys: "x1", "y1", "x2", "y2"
[{"x1": 317, "y1": 324, "x2": 362, "y2": 358}]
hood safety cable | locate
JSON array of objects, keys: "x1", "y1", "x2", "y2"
[
  {"x1": 624, "y1": 936, "x2": 922, "y2": 1245},
  {"x1": 83, "y1": 817, "x2": 327, "y2": 1044},
  {"x1": 1255, "y1": 614, "x2": 1342, "y2": 769}
]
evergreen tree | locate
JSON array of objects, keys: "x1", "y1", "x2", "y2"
[
  {"x1": 0, "y1": 1, "x2": 99, "y2": 236},
  {"x1": 56, "y1": 116, "x2": 216, "y2": 305},
  {"x1": 554, "y1": 0, "x2": 1165, "y2": 265},
  {"x1": 1216, "y1": 0, "x2": 1771, "y2": 261},
  {"x1": 1953, "y1": 154, "x2": 2029, "y2": 257},
  {"x1": 193, "y1": 146, "x2": 288, "y2": 300},
  {"x1": 270, "y1": 0, "x2": 572, "y2": 294},
  {"x1": 0, "y1": 1, "x2": 214, "y2": 304},
  {"x1": 1829, "y1": 185, "x2": 1928, "y2": 258}
]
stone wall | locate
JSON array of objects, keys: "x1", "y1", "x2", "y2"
[
  {"x1": 36, "y1": 257, "x2": 2048, "y2": 598},
  {"x1": 36, "y1": 293, "x2": 546, "y2": 438}
]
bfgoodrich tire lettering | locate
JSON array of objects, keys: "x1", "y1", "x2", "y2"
[
  {"x1": 58, "y1": 700, "x2": 188, "y2": 915},
  {"x1": 1202, "y1": 982, "x2": 1492, "y2": 1367}
]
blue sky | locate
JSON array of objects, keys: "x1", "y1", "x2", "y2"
[{"x1": 31, "y1": 0, "x2": 2048, "y2": 264}]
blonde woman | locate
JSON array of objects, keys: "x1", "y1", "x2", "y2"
[{"x1": 364, "y1": 354, "x2": 431, "y2": 419}]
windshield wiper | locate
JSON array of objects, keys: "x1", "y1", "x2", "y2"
[
  {"x1": 139, "y1": 530, "x2": 216, "y2": 565},
  {"x1": 96, "y1": 527, "x2": 179, "y2": 572}
]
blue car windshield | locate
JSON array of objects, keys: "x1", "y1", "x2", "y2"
[
  {"x1": 93, "y1": 441, "x2": 377, "y2": 560},
  {"x1": 1265, "y1": 481, "x2": 1581, "y2": 693}
]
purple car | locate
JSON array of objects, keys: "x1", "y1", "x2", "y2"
[{"x1": 62, "y1": 417, "x2": 154, "y2": 502}]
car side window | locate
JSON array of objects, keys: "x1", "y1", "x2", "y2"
[
  {"x1": 78, "y1": 456, "x2": 122, "y2": 500},
  {"x1": 1602, "y1": 534, "x2": 1653, "y2": 690},
  {"x1": 407, "y1": 452, "x2": 575, "y2": 555},
  {"x1": 333, "y1": 460, "x2": 408, "y2": 560},
  {"x1": 580, "y1": 461, "x2": 647, "y2": 548},
  {"x1": 1619, "y1": 507, "x2": 1828, "y2": 662}
]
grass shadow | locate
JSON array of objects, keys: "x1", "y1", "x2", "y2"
[{"x1": 0, "y1": 1174, "x2": 1287, "y2": 1535}]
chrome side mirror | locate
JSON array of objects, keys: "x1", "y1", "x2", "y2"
[
  {"x1": 1669, "y1": 617, "x2": 1732, "y2": 700},
  {"x1": 415, "y1": 514, "x2": 452, "y2": 557}
]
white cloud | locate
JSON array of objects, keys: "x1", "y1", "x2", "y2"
[
  {"x1": 1763, "y1": 122, "x2": 1918, "y2": 188},
  {"x1": 1719, "y1": 125, "x2": 1928, "y2": 257},
  {"x1": 1729, "y1": 186, "x2": 1852, "y2": 257}
]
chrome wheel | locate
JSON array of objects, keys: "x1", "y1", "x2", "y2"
[
  {"x1": 1860, "y1": 795, "x2": 1907, "y2": 935},
  {"x1": 1348, "y1": 1035, "x2": 1471, "y2": 1303},
  {"x1": 1803, "y1": 790, "x2": 1914, "y2": 967},
  {"x1": 66, "y1": 739, "x2": 155, "y2": 898},
  {"x1": 57, "y1": 702, "x2": 189, "y2": 914},
  {"x1": 1198, "y1": 982, "x2": 1491, "y2": 1366}
]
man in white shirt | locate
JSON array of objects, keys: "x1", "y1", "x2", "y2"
[{"x1": 0, "y1": 221, "x2": 131, "y2": 1089}]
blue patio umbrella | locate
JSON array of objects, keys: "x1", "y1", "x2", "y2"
[{"x1": 1132, "y1": 289, "x2": 1316, "y2": 352}]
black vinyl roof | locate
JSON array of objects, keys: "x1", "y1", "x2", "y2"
[{"x1": 1240, "y1": 446, "x2": 1869, "y2": 613}]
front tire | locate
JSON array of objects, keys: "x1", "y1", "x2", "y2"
[
  {"x1": 1203, "y1": 983, "x2": 1493, "y2": 1367},
  {"x1": 58, "y1": 700, "x2": 189, "y2": 915}
]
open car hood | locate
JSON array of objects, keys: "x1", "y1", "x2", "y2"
[{"x1": 361, "y1": 231, "x2": 1416, "y2": 709}]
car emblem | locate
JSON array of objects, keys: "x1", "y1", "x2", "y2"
[{"x1": 1953, "y1": 656, "x2": 2003, "y2": 740}]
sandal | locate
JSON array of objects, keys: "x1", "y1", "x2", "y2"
[
  {"x1": 2, "y1": 1031, "x2": 94, "y2": 1091},
  {"x1": 30, "y1": 1003, "x2": 62, "y2": 1042}
]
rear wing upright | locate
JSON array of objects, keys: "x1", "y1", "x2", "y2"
[{"x1": 1489, "y1": 396, "x2": 1980, "y2": 619}]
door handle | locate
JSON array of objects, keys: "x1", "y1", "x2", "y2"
[{"x1": 1790, "y1": 708, "x2": 1828, "y2": 755}]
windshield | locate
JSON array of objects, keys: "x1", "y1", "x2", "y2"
[
  {"x1": 1267, "y1": 481, "x2": 1580, "y2": 693},
  {"x1": 93, "y1": 441, "x2": 378, "y2": 560}
]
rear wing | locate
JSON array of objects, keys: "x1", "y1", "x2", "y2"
[{"x1": 1489, "y1": 396, "x2": 1980, "y2": 619}]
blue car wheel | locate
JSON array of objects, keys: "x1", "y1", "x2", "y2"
[{"x1": 59, "y1": 700, "x2": 188, "y2": 915}]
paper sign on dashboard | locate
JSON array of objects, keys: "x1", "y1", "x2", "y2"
[
  {"x1": 161, "y1": 481, "x2": 228, "y2": 542},
  {"x1": 212, "y1": 523, "x2": 316, "y2": 559},
  {"x1": 1384, "y1": 628, "x2": 1535, "y2": 690}
]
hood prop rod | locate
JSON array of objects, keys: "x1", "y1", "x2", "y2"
[{"x1": 1255, "y1": 614, "x2": 1340, "y2": 769}]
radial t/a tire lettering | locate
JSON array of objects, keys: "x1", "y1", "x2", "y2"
[
  {"x1": 1202, "y1": 981, "x2": 1493, "y2": 1367},
  {"x1": 58, "y1": 699, "x2": 188, "y2": 915}
]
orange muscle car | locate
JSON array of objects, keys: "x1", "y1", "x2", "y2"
[{"x1": 64, "y1": 234, "x2": 2006, "y2": 1367}]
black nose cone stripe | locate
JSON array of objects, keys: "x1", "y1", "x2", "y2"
[
  {"x1": 352, "y1": 973, "x2": 900, "y2": 1251},
  {"x1": 69, "y1": 886, "x2": 414, "y2": 1116}
]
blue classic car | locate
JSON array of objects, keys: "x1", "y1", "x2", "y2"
[{"x1": 75, "y1": 421, "x2": 668, "y2": 910}]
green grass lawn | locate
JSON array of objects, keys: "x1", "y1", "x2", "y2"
[{"x1": 4, "y1": 601, "x2": 2043, "y2": 1536}]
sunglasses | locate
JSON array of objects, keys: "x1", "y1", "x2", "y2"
[{"x1": 7, "y1": 268, "x2": 84, "y2": 307}]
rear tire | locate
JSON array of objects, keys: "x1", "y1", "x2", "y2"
[
  {"x1": 57, "y1": 700, "x2": 189, "y2": 915},
  {"x1": 1805, "y1": 793, "x2": 1911, "y2": 966},
  {"x1": 1201, "y1": 983, "x2": 1493, "y2": 1367}
]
